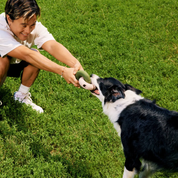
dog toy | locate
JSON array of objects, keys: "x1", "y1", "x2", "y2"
[{"x1": 75, "y1": 70, "x2": 95, "y2": 90}]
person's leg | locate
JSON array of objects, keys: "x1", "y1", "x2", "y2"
[
  {"x1": 21, "y1": 59, "x2": 40, "y2": 87},
  {"x1": 14, "y1": 62, "x2": 44, "y2": 113},
  {"x1": 0, "y1": 56, "x2": 10, "y2": 87},
  {"x1": 14, "y1": 49, "x2": 44, "y2": 113},
  {"x1": 0, "y1": 56, "x2": 10, "y2": 105}
]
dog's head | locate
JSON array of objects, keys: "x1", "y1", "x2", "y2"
[{"x1": 90, "y1": 74, "x2": 142, "y2": 103}]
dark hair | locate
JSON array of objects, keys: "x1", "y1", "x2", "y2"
[{"x1": 5, "y1": 0, "x2": 40, "y2": 20}]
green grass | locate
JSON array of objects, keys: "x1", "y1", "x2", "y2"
[{"x1": 1, "y1": 0, "x2": 178, "y2": 177}]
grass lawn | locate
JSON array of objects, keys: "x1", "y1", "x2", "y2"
[{"x1": 1, "y1": 0, "x2": 178, "y2": 177}]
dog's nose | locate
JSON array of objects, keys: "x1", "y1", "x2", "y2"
[{"x1": 90, "y1": 74, "x2": 94, "y2": 77}]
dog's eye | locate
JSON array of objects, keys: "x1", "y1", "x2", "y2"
[{"x1": 83, "y1": 84, "x2": 86, "y2": 87}]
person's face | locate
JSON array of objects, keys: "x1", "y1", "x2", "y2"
[{"x1": 6, "y1": 14, "x2": 37, "y2": 41}]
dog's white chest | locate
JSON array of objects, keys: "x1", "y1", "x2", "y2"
[
  {"x1": 103, "y1": 103, "x2": 121, "y2": 123},
  {"x1": 103, "y1": 91, "x2": 143, "y2": 136},
  {"x1": 103, "y1": 91, "x2": 143, "y2": 122}
]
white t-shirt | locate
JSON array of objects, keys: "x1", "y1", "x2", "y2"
[{"x1": 0, "y1": 12, "x2": 55, "y2": 64}]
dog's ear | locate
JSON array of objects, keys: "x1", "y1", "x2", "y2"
[
  {"x1": 125, "y1": 84, "x2": 142, "y2": 95},
  {"x1": 108, "y1": 85, "x2": 125, "y2": 102}
]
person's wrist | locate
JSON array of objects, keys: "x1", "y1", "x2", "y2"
[{"x1": 61, "y1": 66, "x2": 66, "y2": 78}]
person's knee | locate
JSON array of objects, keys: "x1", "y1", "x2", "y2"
[
  {"x1": 33, "y1": 65, "x2": 40, "y2": 73},
  {"x1": 31, "y1": 48, "x2": 40, "y2": 72},
  {"x1": 25, "y1": 48, "x2": 40, "y2": 72},
  {"x1": 0, "y1": 56, "x2": 10, "y2": 77},
  {"x1": 24, "y1": 61, "x2": 40, "y2": 74},
  {"x1": 0, "y1": 56, "x2": 10, "y2": 86}
]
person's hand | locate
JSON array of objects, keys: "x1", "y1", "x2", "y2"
[
  {"x1": 62, "y1": 67, "x2": 80, "y2": 87},
  {"x1": 73, "y1": 61, "x2": 84, "y2": 75}
]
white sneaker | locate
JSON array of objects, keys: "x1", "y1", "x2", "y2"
[{"x1": 14, "y1": 91, "x2": 44, "y2": 113}]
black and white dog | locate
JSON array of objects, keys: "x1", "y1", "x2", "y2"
[{"x1": 90, "y1": 74, "x2": 178, "y2": 178}]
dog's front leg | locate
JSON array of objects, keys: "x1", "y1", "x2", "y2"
[
  {"x1": 123, "y1": 167, "x2": 136, "y2": 178},
  {"x1": 114, "y1": 123, "x2": 121, "y2": 137}
]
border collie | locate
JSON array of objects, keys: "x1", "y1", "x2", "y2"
[{"x1": 90, "y1": 74, "x2": 178, "y2": 178}]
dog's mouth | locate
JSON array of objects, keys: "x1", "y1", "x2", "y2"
[
  {"x1": 90, "y1": 74, "x2": 100, "y2": 95},
  {"x1": 91, "y1": 86, "x2": 100, "y2": 95}
]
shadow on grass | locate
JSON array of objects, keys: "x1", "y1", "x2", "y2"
[
  {"x1": 0, "y1": 88, "x2": 29, "y2": 132},
  {"x1": 28, "y1": 136, "x2": 93, "y2": 177},
  {"x1": 0, "y1": 88, "x2": 93, "y2": 177}
]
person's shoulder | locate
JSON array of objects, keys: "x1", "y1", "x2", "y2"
[
  {"x1": 32, "y1": 21, "x2": 43, "y2": 31},
  {"x1": 35, "y1": 21, "x2": 45, "y2": 28},
  {"x1": 32, "y1": 21, "x2": 48, "y2": 34},
  {"x1": 0, "y1": 12, "x2": 5, "y2": 17},
  {"x1": 0, "y1": 13, "x2": 13, "y2": 37},
  {"x1": 0, "y1": 12, "x2": 7, "y2": 28},
  {"x1": 0, "y1": 12, "x2": 5, "y2": 22},
  {"x1": 0, "y1": 12, "x2": 6, "y2": 22}
]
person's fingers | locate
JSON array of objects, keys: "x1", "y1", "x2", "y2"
[
  {"x1": 63, "y1": 67, "x2": 81, "y2": 87},
  {"x1": 72, "y1": 78, "x2": 80, "y2": 87},
  {"x1": 73, "y1": 62, "x2": 83, "y2": 74}
]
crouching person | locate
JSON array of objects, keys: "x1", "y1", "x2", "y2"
[{"x1": 0, "y1": 0, "x2": 83, "y2": 113}]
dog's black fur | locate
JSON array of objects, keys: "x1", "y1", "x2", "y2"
[{"x1": 90, "y1": 74, "x2": 178, "y2": 178}]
